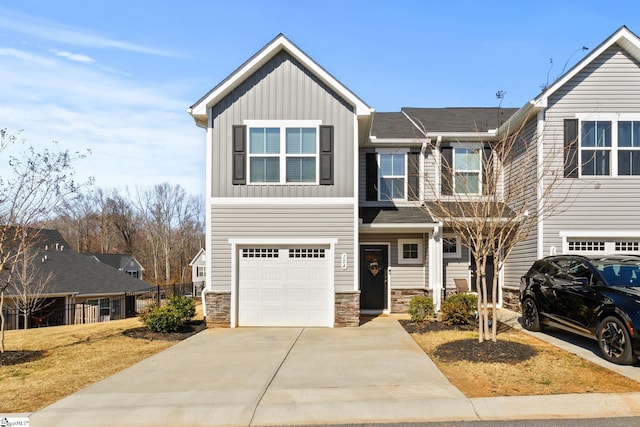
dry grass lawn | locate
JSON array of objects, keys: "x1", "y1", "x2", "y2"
[
  {"x1": 411, "y1": 327, "x2": 640, "y2": 397},
  {"x1": 0, "y1": 304, "x2": 203, "y2": 413}
]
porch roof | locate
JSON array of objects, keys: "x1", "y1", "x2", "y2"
[{"x1": 359, "y1": 206, "x2": 439, "y2": 233}]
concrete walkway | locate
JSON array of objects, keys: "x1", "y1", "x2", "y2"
[{"x1": 17, "y1": 313, "x2": 640, "y2": 426}]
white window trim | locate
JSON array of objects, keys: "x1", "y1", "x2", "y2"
[
  {"x1": 376, "y1": 149, "x2": 408, "y2": 201},
  {"x1": 442, "y1": 234, "x2": 461, "y2": 259},
  {"x1": 451, "y1": 142, "x2": 482, "y2": 195},
  {"x1": 196, "y1": 266, "x2": 206, "y2": 278},
  {"x1": 574, "y1": 114, "x2": 640, "y2": 178},
  {"x1": 244, "y1": 120, "x2": 322, "y2": 185},
  {"x1": 398, "y1": 238, "x2": 423, "y2": 265}
]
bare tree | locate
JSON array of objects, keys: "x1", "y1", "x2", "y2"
[
  {"x1": 7, "y1": 243, "x2": 55, "y2": 329},
  {"x1": 417, "y1": 114, "x2": 579, "y2": 342},
  {"x1": 0, "y1": 129, "x2": 88, "y2": 352}
]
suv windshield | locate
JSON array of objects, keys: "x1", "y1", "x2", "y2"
[{"x1": 591, "y1": 259, "x2": 640, "y2": 287}]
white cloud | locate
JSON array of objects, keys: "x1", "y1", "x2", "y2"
[
  {"x1": 0, "y1": 8, "x2": 177, "y2": 57},
  {"x1": 0, "y1": 46, "x2": 205, "y2": 196},
  {"x1": 50, "y1": 49, "x2": 95, "y2": 64}
]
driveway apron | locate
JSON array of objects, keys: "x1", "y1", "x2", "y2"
[{"x1": 30, "y1": 317, "x2": 471, "y2": 427}]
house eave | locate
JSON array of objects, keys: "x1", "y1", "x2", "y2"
[
  {"x1": 359, "y1": 223, "x2": 439, "y2": 233},
  {"x1": 189, "y1": 34, "x2": 371, "y2": 120}
]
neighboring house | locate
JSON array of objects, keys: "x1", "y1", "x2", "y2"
[
  {"x1": 189, "y1": 248, "x2": 206, "y2": 297},
  {"x1": 87, "y1": 252, "x2": 145, "y2": 280},
  {"x1": 1, "y1": 229, "x2": 152, "y2": 329},
  {"x1": 189, "y1": 27, "x2": 640, "y2": 328}
]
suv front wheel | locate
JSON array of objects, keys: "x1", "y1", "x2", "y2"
[
  {"x1": 597, "y1": 316, "x2": 635, "y2": 365},
  {"x1": 521, "y1": 298, "x2": 542, "y2": 332}
]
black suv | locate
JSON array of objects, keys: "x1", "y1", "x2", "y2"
[{"x1": 520, "y1": 254, "x2": 640, "y2": 365}]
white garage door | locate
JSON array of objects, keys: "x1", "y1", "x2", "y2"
[{"x1": 238, "y1": 247, "x2": 332, "y2": 327}]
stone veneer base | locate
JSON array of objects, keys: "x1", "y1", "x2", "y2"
[
  {"x1": 335, "y1": 291, "x2": 360, "y2": 327},
  {"x1": 203, "y1": 291, "x2": 231, "y2": 328},
  {"x1": 390, "y1": 288, "x2": 431, "y2": 313},
  {"x1": 501, "y1": 287, "x2": 520, "y2": 311}
]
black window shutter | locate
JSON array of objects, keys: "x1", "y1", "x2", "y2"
[
  {"x1": 441, "y1": 146, "x2": 453, "y2": 195},
  {"x1": 319, "y1": 125, "x2": 334, "y2": 185},
  {"x1": 407, "y1": 151, "x2": 420, "y2": 201},
  {"x1": 232, "y1": 125, "x2": 246, "y2": 185},
  {"x1": 365, "y1": 153, "x2": 378, "y2": 201},
  {"x1": 482, "y1": 146, "x2": 494, "y2": 195},
  {"x1": 564, "y1": 119, "x2": 579, "y2": 178}
]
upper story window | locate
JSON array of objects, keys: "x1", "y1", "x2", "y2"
[
  {"x1": 247, "y1": 122, "x2": 318, "y2": 184},
  {"x1": 441, "y1": 143, "x2": 484, "y2": 195},
  {"x1": 126, "y1": 270, "x2": 139, "y2": 278},
  {"x1": 570, "y1": 117, "x2": 640, "y2": 177},
  {"x1": 453, "y1": 145, "x2": 481, "y2": 194},
  {"x1": 378, "y1": 152, "x2": 406, "y2": 200}
]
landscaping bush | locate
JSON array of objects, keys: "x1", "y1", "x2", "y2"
[
  {"x1": 408, "y1": 295, "x2": 435, "y2": 322},
  {"x1": 144, "y1": 305, "x2": 183, "y2": 333},
  {"x1": 441, "y1": 293, "x2": 478, "y2": 325},
  {"x1": 137, "y1": 303, "x2": 157, "y2": 323},
  {"x1": 169, "y1": 295, "x2": 196, "y2": 321}
]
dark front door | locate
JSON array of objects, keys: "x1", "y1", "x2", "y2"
[{"x1": 360, "y1": 245, "x2": 388, "y2": 310}]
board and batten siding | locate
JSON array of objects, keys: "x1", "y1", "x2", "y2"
[
  {"x1": 209, "y1": 51, "x2": 355, "y2": 198},
  {"x1": 359, "y1": 233, "x2": 429, "y2": 289},
  {"x1": 210, "y1": 203, "x2": 355, "y2": 293},
  {"x1": 541, "y1": 45, "x2": 640, "y2": 254}
]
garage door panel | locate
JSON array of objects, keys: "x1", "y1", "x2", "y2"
[{"x1": 238, "y1": 246, "x2": 332, "y2": 327}]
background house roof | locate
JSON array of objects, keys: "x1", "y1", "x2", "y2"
[
  {"x1": 87, "y1": 253, "x2": 144, "y2": 272},
  {"x1": 7, "y1": 229, "x2": 151, "y2": 297}
]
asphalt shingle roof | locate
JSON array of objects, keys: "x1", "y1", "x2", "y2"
[
  {"x1": 370, "y1": 108, "x2": 519, "y2": 139},
  {"x1": 9, "y1": 229, "x2": 151, "y2": 297}
]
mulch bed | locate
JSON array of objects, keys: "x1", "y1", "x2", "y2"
[
  {"x1": 122, "y1": 320, "x2": 206, "y2": 341},
  {"x1": 400, "y1": 319, "x2": 538, "y2": 364},
  {"x1": 0, "y1": 350, "x2": 45, "y2": 366}
]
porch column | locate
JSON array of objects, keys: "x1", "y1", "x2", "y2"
[{"x1": 429, "y1": 226, "x2": 444, "y2": 311}]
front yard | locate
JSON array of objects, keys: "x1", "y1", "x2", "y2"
[
  {"x1": 404, "y1": 319, "x2": 640, "y2": 397},
  {"x1": 0, "y1": 305, "x2": 204, "y2": 412}
]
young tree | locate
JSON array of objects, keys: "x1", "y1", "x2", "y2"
[
  {"x1": 417, "y1": 114, "x2": 578, "y2": 342},
  {"x1": 7, "y1": 243, "x2": 55, "y2": 329},
  {"x1": 0, "y1": 129, "x2": 88, "y2": 352}
]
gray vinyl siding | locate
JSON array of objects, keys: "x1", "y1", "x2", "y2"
[
  {"x1": 210, "y1": 51, "x2": 355, "y2": 198},
  {"x1": 359, "y1": 233, "x2": 429, "y2": 289},
  {"x1": 210, "y1": 203, "x2": 354, "y2": 293},
  {"x1": 443, "y1": 245, "x2": 470, "y2": 291},
  {"x1": 503, "y1": 119, "x2": 540, "y2": 289},
  {"x1": 541, "y1": 45, "x2": 640, "y2": 254}
]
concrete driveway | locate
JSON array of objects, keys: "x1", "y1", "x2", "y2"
[
  {"x1": 27, "y1": 314, "x2": 640, "y2": 426},
  {"x1": 30, "y1": 316, "x2": 471, "y2": 427}
]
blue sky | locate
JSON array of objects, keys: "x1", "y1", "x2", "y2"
[{"x1": 1, "y1": 0, "x2": 639, "y2": 196}]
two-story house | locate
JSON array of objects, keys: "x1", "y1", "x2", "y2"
[{"x1": 189, "y1": 26, "x2": 640, "y2": 328}]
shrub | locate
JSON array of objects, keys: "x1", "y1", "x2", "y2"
[
  {"x1": 169, "y1": 295, "x2": 196, "y2": 321},
  {"x1": 144, "y1": 305, "x2": 183, "y2": 333},
  {"x1": 408, "y1": 295, "x2": 435, "y2": 322},
  {"x1": 441, "y1": 293, "x2": 478, "y2": 325},
  {"x1": 137, "y1": 303, "x2": 157, "y2": 323}
]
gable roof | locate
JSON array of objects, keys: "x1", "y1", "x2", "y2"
[
  {"x1": 189, "y1": 248, "x2": 206, "y2": 266},
  {"x1": 499, "y1": 26, "x2": 640, "y2": 134},
  {"x1": 6, "y1": 229, "x2": 150, "y2": 297},
  {"x1": 188, "y1": 34, "x2": 372, "y2": 127},
  {"x1": 88, "y1": 253, "x2": 144, "y2": 272}
]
